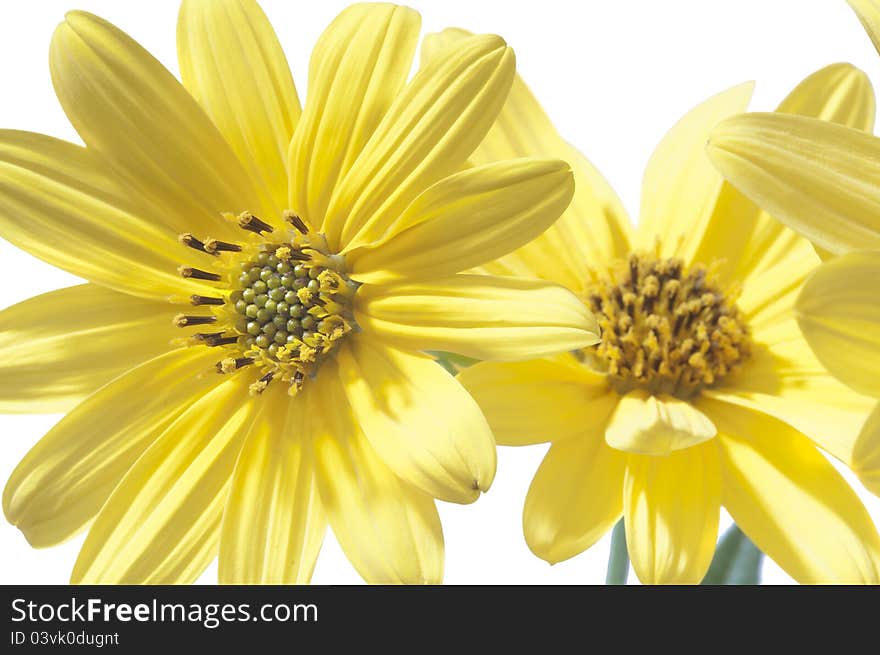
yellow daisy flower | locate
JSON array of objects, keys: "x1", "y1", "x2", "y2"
[
  {"x1": 424, "y1": 29, "x2": 880, "y2": 584},
  {"x1": 707, "y1": 0, "x2": 880, "y2": 498},
  {"x1": 0, "y1": 1, "x2": 600, "y2": 584}
]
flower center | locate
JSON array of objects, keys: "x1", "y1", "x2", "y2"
[
  {"x1": 173, "y1": 210, "x2": 357, "y2": 395},
  {"x1": 581, "y1": 252, "x2": 751, "y2": 398}
]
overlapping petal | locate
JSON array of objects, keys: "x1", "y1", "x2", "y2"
[
  {"x1": 354, "y1": 274, "x2": 599, "y2": 361},
  {"x1": 335, "y1": 338, "x2": 495, "y2": 504},
  {"x1": 346, "y1": 158, "x2": 574, "y2": 284},
  {"x1": 311, "y1": 367, "x2": 443, "y2": 584},
  {"x1": 0, "y1": 285, "x2": 179, "y2": 413},
  {"x1": 51, "y1": 11, "x2": 260, "y2": 238},
  {"x1": 705, "y1": 398, "x2": 880, "y2": 584},
  {"x1": 218, "y1": 385, "x2": 325, "y2": 584},
  {"x1": 178, "y1": 0, "x2": 302, "y2": 217},
  {"x1": 4, "y1": 348, "x2": 222, "y2": 548},
  {"x1": 289, "y1": 3, "x2": 420, "y2": 237},
  {"x1": 71, "y1": 376, "x2": 258, "y2": 584},
  {"x1": 456, "y1": 356, "x2": 612, "y2": 445},
  {"x1": 326, "y1": 34, "x2": 515, "y2": 250}
]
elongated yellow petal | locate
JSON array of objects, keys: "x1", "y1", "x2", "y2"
[
  {"x1": 0, "y1": 131, "x2": 211, "y2": 300},
  {"x1": 178, "y1": 0, "x2": 301, "y2": 217},
  {"x1": 693, "y1": 63, "x2": 874, "y2": 284},
  {"x1": 325, "y1": 34, "x2": 515, "y2": 250},
  {"x1": 422, "y1": 29, "x2": 632, "y2": 287},
  {"x1": 456, "y1": 356, "x2": 612, "y2": 445},
  {"x1": 289, "y1": 4, "x2": 420, "y2": 238},
  {"x1": 704, "y1": 397, "x2": 880, "y2": 584},
  {"x1": 524, "y1": 430, "x2": 626, "y2": 564},
  {"x1": 850, "y1": 0, "x2": 880, "y2": 54},
  {"x1": 3, "y1": 348, "x2": 222, "y2": 548},
  {"x1": 635, "y1": 82, "x2": 754, "y2": 262},
  {"x1": 706, "y1": 322, "x2": 875, "y2": 469},
  {"x1": 795, "y1": 252, "x2": 880, "y2": 397},
  {"x1": 0, "y1": 285, "x2": 179, "y2": 413},
  {"x1": 624, "y1": 443, "x2": 720, "y2": 585},
  {"x1": 71, "y1": 376, "x2": 257, "y2": 584},
  {"x1": 335, "y1": 338, "x2": 495, "y2": 504},
  {"x1": 605, "y1": 390, "x2": 716, "y2": 456},
  {"x1": 346, "y1": 159, "x2": 574, "y2": 283},
  {"x1": 311, "y1": 368, "x2": 443, "y2": 584},
  {"x1": 354, "y1": 274, "x2": 599, "y2": 361},
  {"x1": 219, "y1": 385, "x2": 325, "y2": 584},
  {"x1": 854, "y1": 402, "x2": 880, "y2": 495},
  {"x1": 707, "y1": 113, "x2": 880, "y2": 253},
  {"x1": 51, "y1": 11, "x2": 260, "y2": 238}
]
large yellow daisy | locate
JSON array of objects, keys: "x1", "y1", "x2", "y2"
[
  {"x1": 425, "y1": 29, "x2": 880, "y2": 583},
  {"x1": 0, "y1": 1, "x2": 599, "y2": 584},
  {"x1": 707, "y1": 0, "x2": 880, "y2": 500}
]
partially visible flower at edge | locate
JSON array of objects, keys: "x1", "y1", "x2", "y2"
[
  {"x1": 424, "y1": 28, "x2": 880, "y2": 583},
  {"x1": 0, "y1": 1, "x2": 600, "y2": 584}
]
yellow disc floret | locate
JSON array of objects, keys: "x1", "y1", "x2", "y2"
[{"x1": 581, "y1": 252, "x2": 751, "y2": 398}]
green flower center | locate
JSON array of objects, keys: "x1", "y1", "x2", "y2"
[
  {"x1": 172, "y1": 210, "x2": 357, "y2": 395},
  {"x1": 580, "y1": 252, "x2": 751, "y2": 398}
]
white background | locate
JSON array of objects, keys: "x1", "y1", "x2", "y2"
[{"x1": 1, "y1": 0, "x2": 879, "y2": 585}]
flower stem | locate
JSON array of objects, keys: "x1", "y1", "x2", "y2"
[{"x1": 605, "y1": 519, "x2": 629, "y2": 585}]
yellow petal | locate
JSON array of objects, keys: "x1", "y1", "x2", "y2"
[
  {"x1": 795, "y1": 251, "x2": 880, "y2": 397},
  {"x1": 854, "y1": 402, "x2": 880, "y2": 495},
  {"x1": 849, "y1": 0, "x2": 880, "y2": 54},
  {"x1": 694, "y1": 63, "x2": 874, "y2": 284},
  {"x1": 354, "y1": 274, "x2": 599, "y2": 361},
  {"x1": 219, "y1": 385, "x2": 325, "y2": 584},
  {"x1": 346, "y1": 159, "x2": 574, "y2": 283},
  {"x1": 623, "y1": 443, "x2": 720, "y2": 584},
  {"x1": 3, "y1": 348, "x2": 222, "y2": 548},
  {"x1": 51, "y1": 11, "x2": 260, "y2": 239},
  {"x1": 0, "y1": 284, "x2": 179, "y2": 413},
  {"x1": 456, "y1": 356, "x2": 612, "y2": 446},
  {"x1": 325, "y1": 34, "x2": 515, "y2": 250},
  {"x1": 705, "y1": 322, "x2": 875, "y2": 470},
  {"x1": 289, "y1": 4, "x2": 420, "y2": 238},
  {"x1": 422, "y1": 29, "x2": 632, "y2": 288},
  {"x1": 635, "y1": 82, "x2": 754, "y2": 262},
  {"x1": 0, "y1": 130, "x2": 212, "y2": 300},
  {"x1": 605, "y1": 390, "x2": 717, "y2": 456},
  {"x1": 707, "y1": 113, "x2": 880, "y2": 253},
  {"x1": 71, "y1": 376, "x2": 257, "y2": 584},
  {"x1": 335, "y1": 338, "x2": 495, "y2": 504},
  {"x1": 524, "y1": 431, "x2": 626, "y2": 564},
  {"x1": 311, "y1": 368, "x2": 443, "y2": 584},
  {"x1": 704, "y1": 397, "x2": 880, "y2": 584},
  {"x1": 178, "y1": 0, "x2": 302, "y2": 217}
]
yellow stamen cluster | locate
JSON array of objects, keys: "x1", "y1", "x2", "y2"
[
  {"x1": 173, "y1": 211, "x2": 358, "y2": 395},
  {"x1": 581, "y1": 252, "x2": 751, "y2": 398}
]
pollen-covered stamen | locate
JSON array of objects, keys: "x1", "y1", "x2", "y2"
[
  {"x1": 237, "y1": 211, "x2": 274, "y2": 235},
  {"x1": 179, "y1": 266, "x2": 222, "y2": 282},
  {"x1": 203, "y1": 238, "x2": 243, "y2": 255},
  {"x1": 173, "y1": 314, "x2": 218, "y2": 327},
  {"x1": 204, "y1": 334, "x2": 239, "y2": 347},
  {"x1": 216, "y1": 357, "x2": 254, "y2": 373},
  {"x1": 283, "y1": 210, "x2": 310, "y2": 234},
  {"x1": 582, "y1": 252, "x2": 751, "y2": 398},
  {"x1": 178, "y1": 232, "x2": 208, "y2": 253}
]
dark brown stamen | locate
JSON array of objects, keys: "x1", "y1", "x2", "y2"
[
  {"x1": 204, "y1": 238, "x2": 243, "y2": 255},
  {"x1": 283, "y1": 210, "x2": 309, "y2": 234},
  {"x1": 179, "y1": 232, "x2": 207, "y2": 253},
  {"x1": 204, "y1": 334, "x2": 239, "y2": 347},
  {"x1": 193, "y1": 331, "x2": 224, "y2": 341},
  {"x1": 179, "y1": 266, "x2": 222, "y2": 282},
  {"x1": 238, "y1": 211, "x2": 274, "y2": 235},
  {"x1": 287, "y1": 249, "x2": 311, "y2": 261},
  {"x1": 190, "y1": 294, "x2": 225, "y2": 306},
  {"x1": 173, "y1": 314, "x2": 218, "y2": 327}
]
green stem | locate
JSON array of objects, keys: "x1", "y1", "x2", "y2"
[{"x1": 605, "y1": 519, "x2": 629, "y2": 585}]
